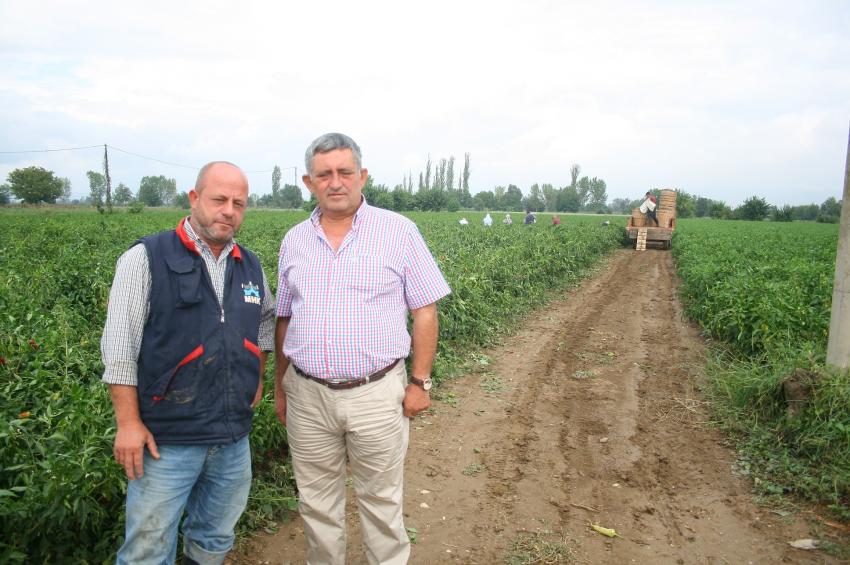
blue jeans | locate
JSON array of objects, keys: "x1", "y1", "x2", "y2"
[{"x1": 116, "y1": 436, "x2": 252, "y2": 565}]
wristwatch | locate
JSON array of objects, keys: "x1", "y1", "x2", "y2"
[{"x1": 409, "y1": 376, "x2": 433, "y2": 391}]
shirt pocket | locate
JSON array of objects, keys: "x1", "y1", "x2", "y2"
[
  {"x1": 166, "y1": 256, "x2": 202, "y2": 307},
  {"x1": 340, "y1": 255, "x2": 400, "y2": 301}
]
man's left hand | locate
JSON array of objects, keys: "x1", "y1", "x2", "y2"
[{"x1": 403, "y1": 384, "x2": 430, "y2": 417}]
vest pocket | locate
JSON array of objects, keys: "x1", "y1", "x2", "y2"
[
  {"x1": 166, "y1": 256, "x2": 202, "y2": 307},
  {"x1": 150, "y1": 345, "x2": 205, "y2": 403}
]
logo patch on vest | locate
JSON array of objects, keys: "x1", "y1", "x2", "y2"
[{"x1": 242, "y1": 282, "x2": 261, "y2": 305}]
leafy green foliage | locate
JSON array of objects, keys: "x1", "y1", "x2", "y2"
[
  {"x1": 673, "y1": 219, "x2": 849, "y2": 519},
  {"x1": 6, "y1": 167, "x2": 64, "y2": 204},
  {"x1": 0, "y1": 208, "x2": 624, "y2": 561}
]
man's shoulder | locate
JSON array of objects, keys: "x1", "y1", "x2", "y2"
[{"x1": 365, "y1": 206, "x2": 417, "y2": 232}]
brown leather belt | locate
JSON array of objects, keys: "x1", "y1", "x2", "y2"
[{"x1": 292, "y1": 359, "x2": 401, "y2": 390}]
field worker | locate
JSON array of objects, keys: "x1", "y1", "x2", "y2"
[
  {"x1": 503, "y1": 213, "x2": 512, "y2": 225},
  {"x1": 640, "y1": 190, "x2": 659, "y2": 226},
  {"x1": 458, "y1": 216, "x2": 469, "y2": 225},
  {"x1": 483, "y1": 212, "x2": 493, "y2": 226},
  {"x1": 524, "y1": 209, "x2": 536, "y2": 225},
  {"x1": 274, "y1": 132, "x2": 451, "y2": 564},
  {"x1": 552, "y1": 214, "x2": 561, "y2": 226},
  {"x1": 101, "y1": 161, "x2": 275, "y2": 565}
]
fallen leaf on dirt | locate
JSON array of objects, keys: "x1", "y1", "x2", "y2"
[
  {"x1": 787, "y1": 539, "x2": 820, "y2": 550},
  {"x1": 420, "y1": 489, "x2": 431, "y2": 494},
  {"x1": 420, "y1": 502, "x2": 430, "y2": 509},
  {"x1": 590, "y1": 523, "x2": 620, "y2": 538}
]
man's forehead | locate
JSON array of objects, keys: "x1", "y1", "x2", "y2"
[{"x1": 313, "y1": 149, "x2": 357, "y2": 169}]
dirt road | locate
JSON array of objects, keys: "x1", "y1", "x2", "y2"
[{"x1": 238, "y1": 249, "x2": 846, "y2": 564}]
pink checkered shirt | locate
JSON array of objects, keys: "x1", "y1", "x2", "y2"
[{"x1": 276, "y1": 199, "x2": 451, "y2": 380}]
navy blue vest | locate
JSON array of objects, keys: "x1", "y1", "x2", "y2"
[{"x1": 136, "y1": 219, "x2": 264, "y2": 444}]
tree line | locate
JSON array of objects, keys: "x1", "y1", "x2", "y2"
[{"x1": 0, "y1": 163, "x2": 842, "y2": 224}]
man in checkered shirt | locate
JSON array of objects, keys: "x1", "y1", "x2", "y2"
[
  {"x1": 274, "y1": 133, "x2": 451, "y2": 564},
  {"x1": 101, "y1": 162, "x2": 275, "y2": 564}
]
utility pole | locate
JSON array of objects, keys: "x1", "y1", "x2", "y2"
[
  {"x1": 826, "y1": 123, "x2": 850, "y2": 369},
  {"x1": 103, "y1": 144, "x2": 113, "y2": 213}
]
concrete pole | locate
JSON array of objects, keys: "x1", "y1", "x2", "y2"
[{"x1": 826, "y1": 123, "x2": 850, "y2": 369}]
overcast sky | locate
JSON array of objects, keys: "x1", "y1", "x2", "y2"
[{"x1": 1, "y1": 0, "x2": 848, "y2": 207}]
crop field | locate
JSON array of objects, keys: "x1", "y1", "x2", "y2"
[
  {"x1": 673, "y1": 219, "x2": 849, "y2": 519},
  {"x1": 0, "y1": 208, "x2": 624, "y2": 562}
]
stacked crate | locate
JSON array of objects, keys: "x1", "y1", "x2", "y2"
[{"x1": 656, "y1": 189, "x2": 677, "y2": 228}]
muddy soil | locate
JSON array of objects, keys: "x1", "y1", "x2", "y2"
[{"x1": 235, "y1": 249, "x2": 847, "y2": 564}]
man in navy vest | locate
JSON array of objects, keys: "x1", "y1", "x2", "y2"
[{"x1": 101, "y1": 161, "x2": 275, "y2": 565}]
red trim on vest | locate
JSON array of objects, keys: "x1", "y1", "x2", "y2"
[
  {"x1": 176, "y1": 218, "x2": 200, "y2": 255},
  {"x1": 243, "y1": 338, "x2": 261, "y2": 358},
  {"x1": 152, "y1": 344, "x2": 205, "y2": 402},
  {"x1": 231, "y1": 244, "x2": 242, "y2": 262}
]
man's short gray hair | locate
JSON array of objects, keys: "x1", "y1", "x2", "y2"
[
  {"x1": 304, "y1": 133, "x2": 362, "y2": 175},
  {"x1": 195, "y1": 161, "x2": 243, "y2": 192}
]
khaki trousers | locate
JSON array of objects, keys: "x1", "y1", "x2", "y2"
[{"x1": 283, "y1": 363, "x2": 411, "y2": 565}]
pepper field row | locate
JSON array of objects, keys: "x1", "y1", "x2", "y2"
[{"x1": 0, "y1": 209, "x2": 625, "y2": 562}]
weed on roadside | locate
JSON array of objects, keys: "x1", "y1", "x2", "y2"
[{"x1": 506, "y1": 529, "x2": 576, "y2": 564}]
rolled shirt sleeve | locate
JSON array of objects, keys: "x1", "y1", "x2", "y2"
[
  {"x1": 101, "y1": 244, "x2": 151, "y2": 386},
  {"x1": 403, "y1": 225, "x2": 451, "y2": 310}
]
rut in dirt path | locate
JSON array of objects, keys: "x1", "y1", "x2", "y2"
[{"x1": 237, "y1": 249, "x2": 845, "y2": 565}]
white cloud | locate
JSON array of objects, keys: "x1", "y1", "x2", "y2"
[{"x1": 1, "y1": 0, "x2": 848, "y2": 206}]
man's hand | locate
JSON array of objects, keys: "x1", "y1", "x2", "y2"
[
  {"x1": 113, "y1": 419, "x2": 159, "y2": 480},
  {"x1": 403, "y1": 384, "x2": 430, "y2": 417},
  {"x1": 274, "y1": 388, "x2": 287, "y2": 426}
]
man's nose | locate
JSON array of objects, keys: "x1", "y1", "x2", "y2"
[{"x1": 221, "y1": 200, "x2": 235, "y2": 216}]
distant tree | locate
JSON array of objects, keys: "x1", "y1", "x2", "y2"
[
  {"x1": 792, "y1": 203, "x2": 819, "y2": 221},
  {"x1": 709, "y1": 201, "x2": 732, "y2": 219},
  {"x1": 392, "y1": 185, "x2": 414, "y2": 211},
  {"x1": 735, "y1": 195, "x2": 770, "y2": 221},
  {"x1": 576, "y1": 177, "x2": 591, "y2": 209},
  {"x1": 416, "y1": 188, "x2": 448, "y2": 211},
  {"x1": 462, "y1": 153, "x2": 470, "y2": 192},
  {"x1": 86, "y1": 170, "x2": 106, "y2": 207},
  {"x1": 113, "y1": 183, "x2": 134, "y2": 205},
  {"x1": 446, "y1": 156, "x2": 455, "y2": 192},
  {"x1": 418, "y1": 172, "x2": 424, "y2": 191},
  {"x1": 503, "y1": 184, "x2": 524, "y2": 211},
  {"x1": 694, "y1": 196, "x2": 714, "y2": 218},
  {"x1": 137, "y1": 175, "x2": 176, "y2": 207},
  {"x1": 279, "y1": 184, "x2": 303, "y2": 209},
  {"x1": 436, "y1": 158, "x2": 447, "y2": 191},
  {"x1": 542, "y1": 183, "x2": 557, "y2": 212},
  {"x1": 569, "y1": 164, "x2": 581, "y2": 188},
  {"x1": 523, "y1": 184, "x2": 546, "y2": 212},
  {"x1": 609, "y1": 197, "x2": 632, "y2": 214},
  {"x1": 586, "y1": 177, "x2": 607, "y2": 210},
  {"x1": 493, "y1": 186, "x2": 506, "y2": 209},
  {"x1": 0, "y1": 183, "x2": 10, "y2": 205},
  {"x1": 248, "y1": 194, "x2": 260, "y2": 208},
  {"x1": 817, "y1": 197, "x2": 842, "y2": 223},
  {"x1": 7, "y1": 166, "x2": 64, "y2": 204},
  {"x1": 424, "y1": 155, "x2": 432, "y2": 189},
  {"x1": 174, "y1": 191, "x2": 191, "y2": 209},
  {"x1": 472, "y1": 190, "x2": 496, "y2": 211},
  {"x1": 58, "y1": 177, "x2": 72, "y2": 203},
  {"x1": 772, "y1": 205, "x2": 794, "y2": 222},
  {"x1": 556, "y1": 186, "x2": 581, "y2": 212},
  {"x1": 272, "y1": 165, "x2": 282, "y2": 197},
  {"x1": 675, "y1": 190, "x2": 696, "y2": 218}
]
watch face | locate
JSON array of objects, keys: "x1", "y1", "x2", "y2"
[{"x1": 422, "y1": 378, "x2": 432, "y2": 391}]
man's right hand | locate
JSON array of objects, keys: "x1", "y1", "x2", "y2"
[
  {"x1": 274, "y1": 388, "x2": 287, "y2": 426},
  {"x1": 113, "y1": 420, "x2": 160, "y2": 480}
]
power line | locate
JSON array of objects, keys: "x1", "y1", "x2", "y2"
[
  {"x1": 0, "y1": 144, "x2": 102, "y2": 154},
  {"x1": 107, "y1": 145, "x2": 200, "y2": 170},
  {"x1": 1, "y1": 143, "x2": 285, "y2": 176}
]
